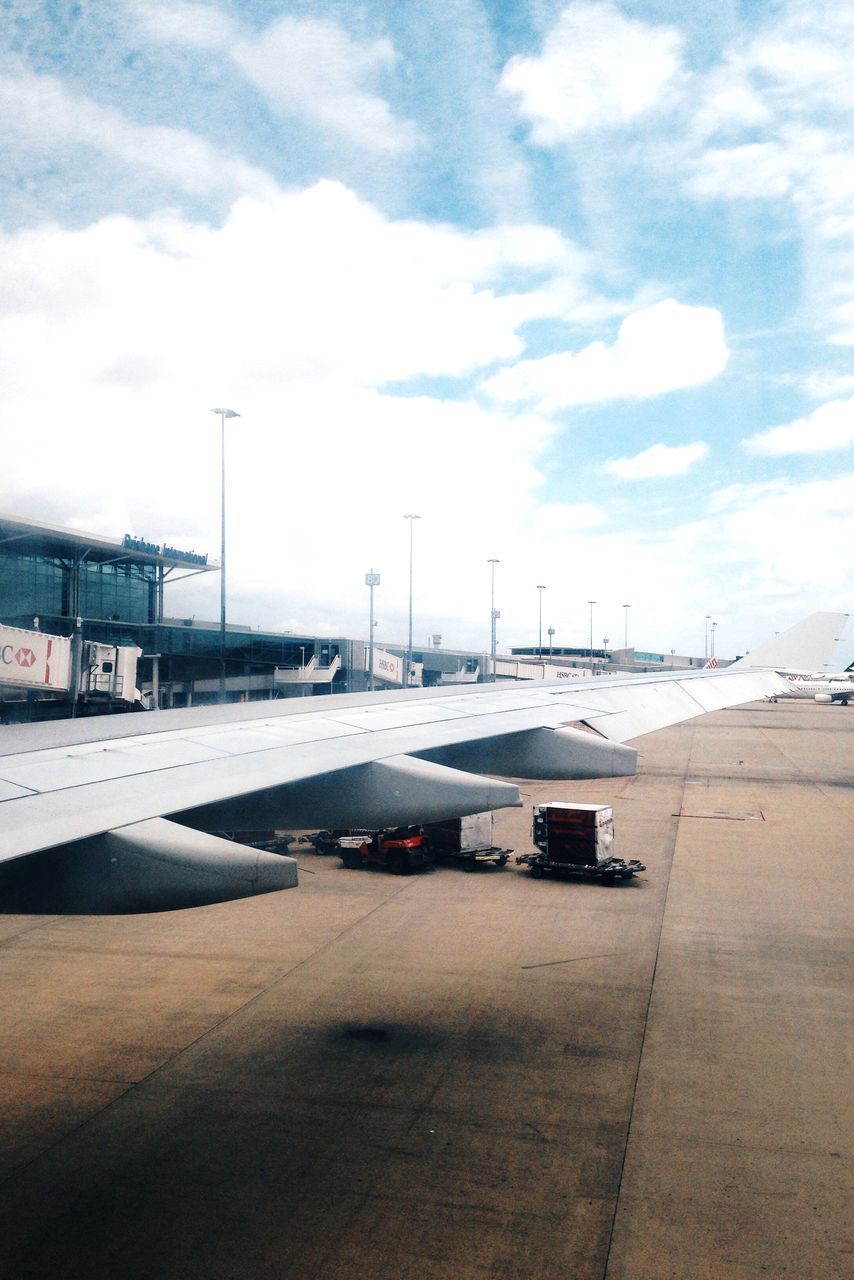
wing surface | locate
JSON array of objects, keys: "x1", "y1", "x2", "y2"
[{"x1": 0, "y1": 665, "x2": 784, "y2": 863}]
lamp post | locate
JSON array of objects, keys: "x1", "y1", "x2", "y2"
[
  {"x1": 403, "y1": 514, "x2": 420, "y2": 688},
  {"x1": 365, "y1": 570, "x2": 380, "y2": 690},
  {"x1": 588, "y1": 600, "x2": 596, "y2": 667},
  {"x1": 211, "y1": 407, "x2": 240, "y2": 703},
  {"x1": 704, "y1": 614, "x2": 712, "y2": 660},
  {"x1": 623, "y1": 603, "x2": 630, "y2": 651},
  {"x1": 711, "y1": 620, "x2": 718, "y2": 660},
  {"x1": 488, "y1": 559, "x2": 500, "y2": 681},
  {"x1": 537, "y1": 584, "x2": 546, "y2": 656}
]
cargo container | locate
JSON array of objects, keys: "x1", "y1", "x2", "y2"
[
  {"x1": 422, "y1": 812, "x2": 511, "y2": 869},
  {"x1": 517, "y1": 802, "x2": 645, "y2": 884}
]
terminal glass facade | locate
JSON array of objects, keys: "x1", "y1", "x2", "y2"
[
  {"x1": 0, "y1": 552, "x2": 65, "y2": 623},
  {"x1": 0, "y1": 546, "x2": 157, "y2": 628},
  {"x1": 79, "y1": 560, "x2": 155, "y2": 623}
]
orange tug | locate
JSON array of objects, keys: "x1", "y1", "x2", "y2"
[{"x1": 337, "y1": 827, "x2": 431, "y2": 874}]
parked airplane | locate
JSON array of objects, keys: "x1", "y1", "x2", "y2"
[
  {"x1": 771, "y1": 673, "x2": 854, "y2": 704},
  {"x1": 0, "y1": 612, "x2": 846, "y2": 913},
  {"x1": 732, "y1": 611, "x2": 854, "y2": 704}
]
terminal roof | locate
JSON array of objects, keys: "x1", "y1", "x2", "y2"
[{"x1": 0, "y1": 513, "x2": 218, "y2": 572}]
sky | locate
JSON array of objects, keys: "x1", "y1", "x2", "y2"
[{"x1": 1, "y1": 0, "x2": 852, "y2": 659}]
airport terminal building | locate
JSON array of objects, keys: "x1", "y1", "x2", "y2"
[
  {"x1": 1, "y1": 513, "x2": 719, "y2": 720},
  {"x1": 0, "y1": 514, "x2": 350, "y2": 717}
]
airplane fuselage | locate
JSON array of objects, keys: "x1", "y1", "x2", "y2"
[{"x1": 777, "y1": 674, "x2": 854, "y2": 703}]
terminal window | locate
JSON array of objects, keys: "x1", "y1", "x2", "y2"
[
  {"x1": 80, "y1": 560, "x2": 155, "y2": 624},
  {"x1": 0, "y1": 552, "x2": 65, "y2": 624}
]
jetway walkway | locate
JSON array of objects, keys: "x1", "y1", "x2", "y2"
[{"x1": 274, "y1": 654, "x2": 342, "y2": 685}]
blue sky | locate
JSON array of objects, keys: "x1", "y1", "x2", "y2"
[{"x1": 1, "y1": 0, "x2": 852, "y2": 657}]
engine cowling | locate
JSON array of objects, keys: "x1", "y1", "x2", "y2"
[{"x1": 814, "y1": 693, "x2": 833, "y2": 703}]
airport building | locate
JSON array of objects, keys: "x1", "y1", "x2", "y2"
[
  {"x1": 0, "y1": 514, "x2": 349, "y2": 717},
  {"x1": 510, "y1": 644, "x2": 720, "y2": 673},
  {"x1": 1, "y1": 513, "x2": 719, "y2": 720}
]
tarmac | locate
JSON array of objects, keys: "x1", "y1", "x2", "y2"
[{"x1": 0, "y1": 698, "x2": 851, "y2": 1279}]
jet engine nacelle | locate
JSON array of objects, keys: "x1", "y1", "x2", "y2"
[{"x1": 814, "y1": 693, "x2": 833, "y2": 703}]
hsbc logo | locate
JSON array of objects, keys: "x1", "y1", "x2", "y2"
[
  {"x1": 1, "y1": 644, "x2": 41, "y2": 669},
  {"x1": 0, "y1": 631, "x2": 58, "y2": 690}
]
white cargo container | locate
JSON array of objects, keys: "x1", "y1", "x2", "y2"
[
  {"x1": 423, "y1": 811, "x2": 511, "y2": 869},
  {"x1": 447, "y1": 812, "x2": 494, "y2": 853}
]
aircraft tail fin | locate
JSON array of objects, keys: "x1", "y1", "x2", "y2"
[{"x1": 734, "y1": 612, "x2": 853, "y2": 675}]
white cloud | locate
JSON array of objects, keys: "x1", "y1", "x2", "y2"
[
  {"x1": 0, "y1": 66, "x2": 276, "y2": 200},
  {"x1": 804, "y1": 371, "x2": 854, "y2": 399},
  {"x1": 692, "y1": 66, "x2": 772, "y2": 139},
  {"x1": 233, "y1": 16, "x2": 417, "y2": 154},
  {"x1": 531, "y1": 503, "x2": 606, "y2": 535},
  {"x1": 693, "y1": 5, "x2": 854, "y2": 143},
  {"x1": 746, "y1": 12, "x2": 854, "y2": 111},
  {"x1": 699, "y1": 474, "x2": 854, "y2": 601},
  {"x1": 0, "y1": 182, "x2": 584, "y2": 405},
  {"x1": 602, "y1": 442, "x2": 709, "y2": 480},
  {"x1": 481, "y1": 299, "x2": 729, "y2": 412},
  {"x1": 130, "y1": 3, "x2": 417, "y2": 154},
  {"x1": 2, "y1": 4, "x2": 851, "y2": 658},
  {"x1": 0, "y1": 182, "x2": 581, "y2": 646},
  {"x1": 742, "y1": 397, "x2": 854, "y2": 455},
  {"x1": 500, "y1": 0, "x2": 684, "y2": 144},
  {"x1": 529, "y1": 473, "x2": 854, "y2": 657},
  {"x1": 130, "y1": 0, "x2": 237, "y2": 48},
  {"x1": 688, "y1": 5, "x2": 854, "y2": 345},
  {"x1": 690, "y1": 139, "x2": 798, "y2": 201}
]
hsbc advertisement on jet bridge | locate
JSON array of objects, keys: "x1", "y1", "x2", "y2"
[
  {"x1": 0, "y1": 624, "x2": 72, "y2": 692},
  {"x1": 371, "y1": 647, "x2": 404, "y2": 687}
]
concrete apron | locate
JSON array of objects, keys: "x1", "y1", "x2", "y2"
[
  {"x1": 0, "y1": 701, "x2": 850, "y2": 1280},
  {"x1": 606, "y1": 704, "x2": 852, "y2": 1280}
]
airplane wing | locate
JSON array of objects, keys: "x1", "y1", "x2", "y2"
[{"x1": 0, "y1": 662, "x2": 785, "y2": 911}]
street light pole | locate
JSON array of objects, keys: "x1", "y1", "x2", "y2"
[
  {"x1": 211, "y1": 407, "x2": 240, "y2": 703},
  {"x1": 488, "y1": 559, "x2": 500, "y2": 682},
  {"x1": 705, "y1": 614, "x2": 712, "y2": 660},
  {"x1": 623, "y1": 603, "x2": 630, "y2": 651},
  {"x1": 711, "y1": 621, "x2": 717, "y2": 659},
  {"x1": 588, "y1": 600, "x2": 596, "y2": 667},
  {"x1": 365, "y1": 570, "x2": 380, "y2": 690},
  {"x1": 537, "y1": 584, "x2": 546, "y2": 657},
  {"x1": 403, "y1": 515, "x2": 420, "y2": 688}
]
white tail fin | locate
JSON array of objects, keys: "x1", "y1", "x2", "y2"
[{"x1": 734, "y1": 612, "x2": 853, "y2": 675}]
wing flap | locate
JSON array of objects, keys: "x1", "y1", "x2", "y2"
[{"x1": 574, "y1": 670, "x2": 783, "y2": 742}]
